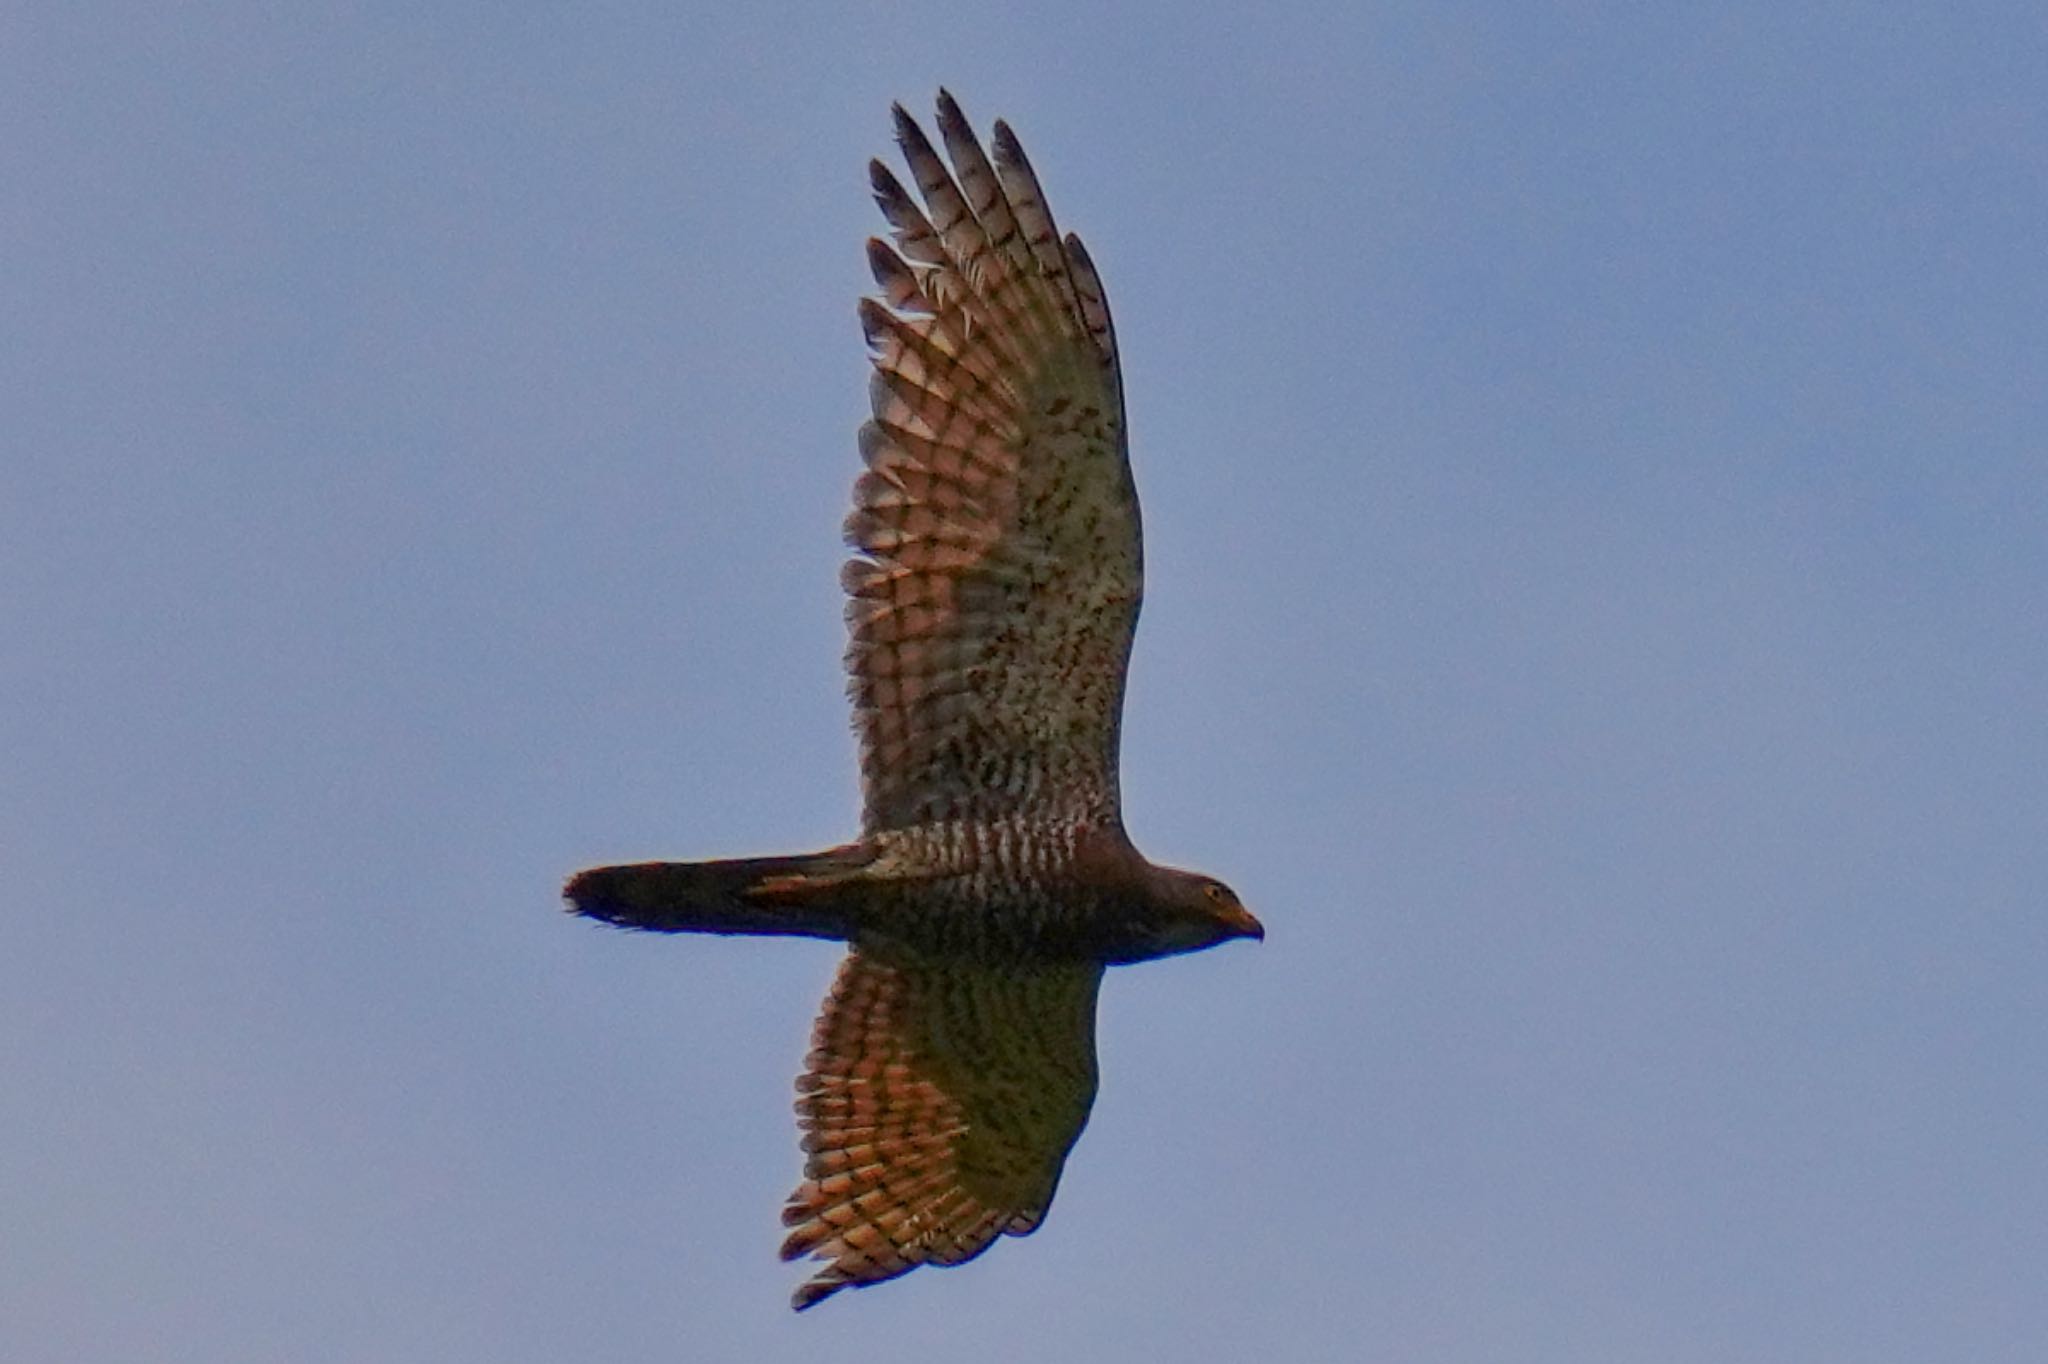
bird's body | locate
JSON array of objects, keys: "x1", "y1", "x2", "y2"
[
  {"x1": 576, "y1": 821, "x2": 1249, "y2": 964},
  {"x1": 568, "y1": 91, "x2": 1259, "y2": 1310}
]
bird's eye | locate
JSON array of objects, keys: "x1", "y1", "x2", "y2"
[{"x1": 1203, "y1": 883, "x2": 1226, "y2": 903}]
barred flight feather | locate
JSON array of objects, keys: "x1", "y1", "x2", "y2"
[
  {"x1": 781, "y1": 949, "x2": 1101, "y2": 1310},
  {"x1": 845, "y1": 89, "x2": 1140, "y2": 833}
]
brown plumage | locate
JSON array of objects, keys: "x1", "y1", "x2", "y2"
[{"x1": 567, "y1": 90, "x2": 1261, "y2": 1310}]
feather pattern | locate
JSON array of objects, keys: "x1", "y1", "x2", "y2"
[
  {"x1": 845, "y1": 90, "x2": 1139, "y2": 834},
  {"x1": 781, "y1": 949, "x2": 1103, "y2": 1309}
]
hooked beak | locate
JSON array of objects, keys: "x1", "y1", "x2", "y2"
[{"x1": 1231, "y1": 904, "x2": 1266, "y2": 943}]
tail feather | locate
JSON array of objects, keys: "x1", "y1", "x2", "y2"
[{"x1": 565, "y1": 849, "x2": 868, "y2": 940}]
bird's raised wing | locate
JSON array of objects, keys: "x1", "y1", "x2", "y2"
[
  {"x1": 843, "y1": 91, "x2": 1139, "y2": 833},
  {"x1": 780, "y1": 948, "x2": 1103, "y2": 1309}
]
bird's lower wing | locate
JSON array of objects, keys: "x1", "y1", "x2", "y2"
[{"x1": 781, "y1": 947, "x2": 1103, "y2": 1309}]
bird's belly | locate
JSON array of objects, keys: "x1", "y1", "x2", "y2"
[{"x1": 855, "y1": 868, "x2": 1116, "y2": 961}]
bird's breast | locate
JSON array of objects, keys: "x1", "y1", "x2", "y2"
[{"x1": 853, "y1": 819, "x2": 1136, "y2": 961}]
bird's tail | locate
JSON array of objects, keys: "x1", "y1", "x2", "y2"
[{"x1": 565, "y1": 846, "x2": 872, "y2": 941}]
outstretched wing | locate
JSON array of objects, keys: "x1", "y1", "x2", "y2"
[
  {"x1": 844, "y1": 91, "x2": 1139, "y2": 833},
  {"x1": 781, "y1": 948, "x2": 1103, "y2": 1309}
]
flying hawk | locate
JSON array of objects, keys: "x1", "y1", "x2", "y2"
[{"x1": 568, "y1": 90, "x2": 1261, "y2": 1310}]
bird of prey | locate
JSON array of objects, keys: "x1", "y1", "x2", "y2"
[{"x1": 567, "y1": 90, "x2": 1262, "y2": 1311}]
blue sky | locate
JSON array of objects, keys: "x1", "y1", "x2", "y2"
[{"x1": 6, "y1": 3, "x2": 2044, "y2": 1360}]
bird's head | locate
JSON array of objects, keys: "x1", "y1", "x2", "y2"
[{"x1": 1128, "y1": 865, "x2": 1264, "y2": 960}]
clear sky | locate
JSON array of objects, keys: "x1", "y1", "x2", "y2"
[{"x1": 6, "y1": 3, "x2": 2044, "y2": 1360}]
